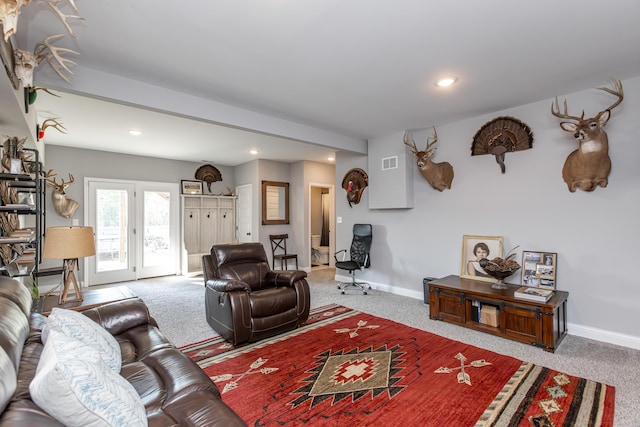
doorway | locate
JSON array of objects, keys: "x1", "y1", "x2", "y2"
[
  {"x1": 309, "y1": 184, "x2": 334, "y2": 270},
  {"x1": 86, "y1": 178, "x2": 180, "y2": 286}
]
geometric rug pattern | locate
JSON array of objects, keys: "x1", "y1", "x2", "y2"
[{"x1": 182, "y1": 304, "x2": 614, "y2": 426}]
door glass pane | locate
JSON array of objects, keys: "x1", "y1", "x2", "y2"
[
  {"x1": 96, "y1": 189, "x2": 129, "y2": 272},
  {"x1": 143, "y1": 191, "x2": 171, "y2": 268}
]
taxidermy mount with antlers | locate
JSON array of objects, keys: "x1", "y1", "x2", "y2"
[
  {"x1": 551, "y1": 77, "x2": 624, "y2": 192},
  {"x1": 45, "y1": 169, "x2": 79, "y2": 218},
  {"x1": 1, "y1": 0, "x2": 83, "y2": 41},
  {"x1": 14, "y1": 34, "x2": 79, "y2": 87},
  {"x1": 404, "y1": 128, "x2": 454, "y2": 191}
]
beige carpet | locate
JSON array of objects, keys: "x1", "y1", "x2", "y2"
[{"x1": 104, "y1": 269, "x2": 640, "y2": 426}]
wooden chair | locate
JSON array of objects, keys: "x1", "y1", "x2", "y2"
[{"x1": 269, "y1": 234, "x2": 298, "y2": 270}]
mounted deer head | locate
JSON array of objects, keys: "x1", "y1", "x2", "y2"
[
  {"x1": 14, "y1": 34, "x2": 79, "y2": 87},
  {"x1": 404, "y1": 128, "x2": 454, "y2": 192},
  {"x1": 0, "y1": 0, "x2": 26, "y2": 41},
  {"x1": 551, "y1": 78, "x2": 624, "y2": 192},
  {"x1": 45, "y1": 169, "x2": 79, "y2": 218},
  {"x1": 1, "y1": 0, "x2": 83, "y2": 41}
]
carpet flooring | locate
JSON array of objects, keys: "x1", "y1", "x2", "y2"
[
  {"x1": 182, "y1": 304, "x2": 614, "y2": 426},
  {"x1": 104, "y1": 268, "x2": 640, "y2": 426}
]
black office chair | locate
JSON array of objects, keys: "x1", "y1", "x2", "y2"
[
  {"x1": 269, "y1": 234, "x2": 298, "y2": 270},
  {"x1": 334, "y1": 224, "x2": 372, "y2": 294}
]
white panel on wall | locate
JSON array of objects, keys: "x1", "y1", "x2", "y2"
[{"x1": 368, "y1": 131, "x2": 414, "y2": 209}]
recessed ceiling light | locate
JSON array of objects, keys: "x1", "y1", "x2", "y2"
[
  {"x1": 435, "y1": 77, "x2": 457, "y2": 87},
  {"x1": 328, "y1": 157, "x2": 335, "y2": 161},
  {"x1": 249, "y1": 149, "x2": 258, "y2": 155},
  {"x1": 128, "y1": 130, "x2": 142, "y2": 136}
]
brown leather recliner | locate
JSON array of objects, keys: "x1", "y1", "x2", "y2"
[{"x1": 203, "y1": 242, "x2": 311, "y2": 345}]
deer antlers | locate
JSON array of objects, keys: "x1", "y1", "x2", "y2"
[
  {"x1": 552, "y1": 77, "x2": 624, "y2": 121},
  {"x1": 34, "y1": 34, "x2": 79, "y2": 82},
  {"x1": 403, "y1": 127, "x2": 438, "y2": 155},
  {"x1": 44, "y1": 0, "x2": 84, "y2": 39},
  {"x1": 1, "y1": 0, "x2": 83, "y2": 41},
  {"x1": 41, "y1": 117, "x2": 67, "y2": 134},
  {"x1": 45, "y1": 169, "x2": 74, "y2": 187}
]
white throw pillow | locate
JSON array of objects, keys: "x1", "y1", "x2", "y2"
[
  {"x1": 45, "y1": 308, "x2": 121, "y2": 372},
  {"x1": 30, "y1": 330, "x2": 147, "y2": 427}
]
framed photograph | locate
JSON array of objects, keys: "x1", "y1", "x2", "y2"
[
  {"x1": 181, "y1": 180, "x2": 203, "y2": 195},
  {"x1": 521, "y1": 251, "x2": 557, "y2": 290},
  {"x1": 460, "y1": 235, "x2": 503, "y2": 282}
]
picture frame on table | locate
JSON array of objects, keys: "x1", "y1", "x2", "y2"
[
  {"x1": 521, "y1": 251, "x2": 557, "y2": 290},
  {"x1": 180, "y1": 180, "x2": 203, "y2": 195},
  {"x1": 460, "y1": 235, "x2": 503, "y2": 282}
]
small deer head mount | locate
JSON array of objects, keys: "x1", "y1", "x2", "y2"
[
  {"x1": 341, "y1": 168, "x2": 368, "y2": 207},
  {"x1": 404, "y1": 127, "x2": 454, "y2": 191},
  {"x1": 14, "y1": 34, "x2": 79, "y2": 87},
  {"x1": 45, "y1": 169, "x2": 79, "y2": 218},
  {"x1": 551, "y1": 78, "x2": 623, "y2": 192}
]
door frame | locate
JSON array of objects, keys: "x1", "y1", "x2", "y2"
[{"x1": 308, "y1": 182, "x2": 335, "y2": 269}]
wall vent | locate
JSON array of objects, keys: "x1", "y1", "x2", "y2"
[{"x1": 381, "y1": 156, "x2": 398, "y2": 170}]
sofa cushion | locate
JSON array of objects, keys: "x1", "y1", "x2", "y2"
[
  {"x1": 29, "y1": 330, "x2": 147, "y2": 427},
  {"x1": 44, "y1": 308, "x2": 121, "y2": 372}
]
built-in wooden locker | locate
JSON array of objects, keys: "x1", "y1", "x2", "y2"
[{"x1": 181, "y1": 195, "x2": 237, "y2": 275}]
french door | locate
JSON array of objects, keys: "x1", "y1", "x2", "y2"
[{"x1": 86, "y1": 179, "x2": 180, "y2": 286}]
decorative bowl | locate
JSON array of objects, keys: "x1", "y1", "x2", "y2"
[{"x1": 480, "y1": 258, "x2": 521, "y2": 289}]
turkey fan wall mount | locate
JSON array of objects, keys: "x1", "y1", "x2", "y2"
[
  {"x1": 195, "y1": 164, "x2": 222, "y2": 192},
  {"x1": 471, "y1": 116, "x2": 534, "y2": 173}
]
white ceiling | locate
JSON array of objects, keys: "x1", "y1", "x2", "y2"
[{"x1": 12, "y1": 0, "x2": 640, "y2": 166}]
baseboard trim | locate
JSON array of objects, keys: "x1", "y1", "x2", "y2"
[
  {"x1": 335, "y1": 273, "x2": 640, "y2": 350},
  {"x1": 566, "y1": 322, "x2": 640, "y2": 350}
]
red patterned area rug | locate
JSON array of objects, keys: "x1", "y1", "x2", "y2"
[{"x1": 181, "y1": 304, "x2": 614, "y2": 426}]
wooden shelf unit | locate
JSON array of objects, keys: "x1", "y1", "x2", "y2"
[{"x1": 428, "y1": 275, "x2": 568, "y2": 352}]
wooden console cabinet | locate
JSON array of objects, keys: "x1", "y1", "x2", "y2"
[{"x1": 428, "y1": 275, "x2": 568, "y2": 352}]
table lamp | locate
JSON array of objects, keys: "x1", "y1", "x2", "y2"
[{"x1": 43, "y1": 226, "x2": 96, "y2": 304}]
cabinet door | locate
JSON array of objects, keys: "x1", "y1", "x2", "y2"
[
  {"x1": 200, "y1": 209, "x2": 218, "y2": 252},
  {"x1": 503, "y1": 305, "x2": 542, "y2": 345},
  {"x1": 218, "y1": 207, "x2": 235, "y2": 244},
  {"x1": 431, "y1": 289, "x2": 465, "y2": 325},
  {"x1": 183, "y1": 208, "x2": 201, "y2": 253}
]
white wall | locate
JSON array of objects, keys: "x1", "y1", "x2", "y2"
[{"x1": 336, "y1": 76, "x2": 640, "y2": 349}]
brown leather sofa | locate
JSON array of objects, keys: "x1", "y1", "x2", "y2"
[
  {"x1": 0, "y1": 276, "x2": 247, "y2": 426},
  {"x1": 203, "y1": 242, "x2": 310, "y2": 345}
]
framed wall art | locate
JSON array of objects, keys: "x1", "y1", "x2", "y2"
[
  {"x1": 180, "y1": 180, "x2": 203, "y2": 195},
  {"x1": 521, "y1": 251, "x2": 557, "y2": 290},
  {"x1": 460, "y1": 235, "x2": 503, "y2": 282}
]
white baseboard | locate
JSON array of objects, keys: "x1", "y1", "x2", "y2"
[
  {"x1": 566, "y1": 323, "x2": 640, "y2": 350},
  {"x1": 335, "y1": 274, "x2": 640, "y2": 350}
]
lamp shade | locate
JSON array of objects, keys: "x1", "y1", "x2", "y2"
[{"x1": 43, "y1": 226, "x2": 96, "y2": 259}]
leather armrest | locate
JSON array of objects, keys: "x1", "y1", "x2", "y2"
[
  {"x1": 82, "y1": 298, "x2": 157, "y2": 336},
  {"x1": 206, "y1": 279, "x2": 251, "y2": 292},
  {"x1": 265, "y1": 270, "x2": 307, "y2": 287}
]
